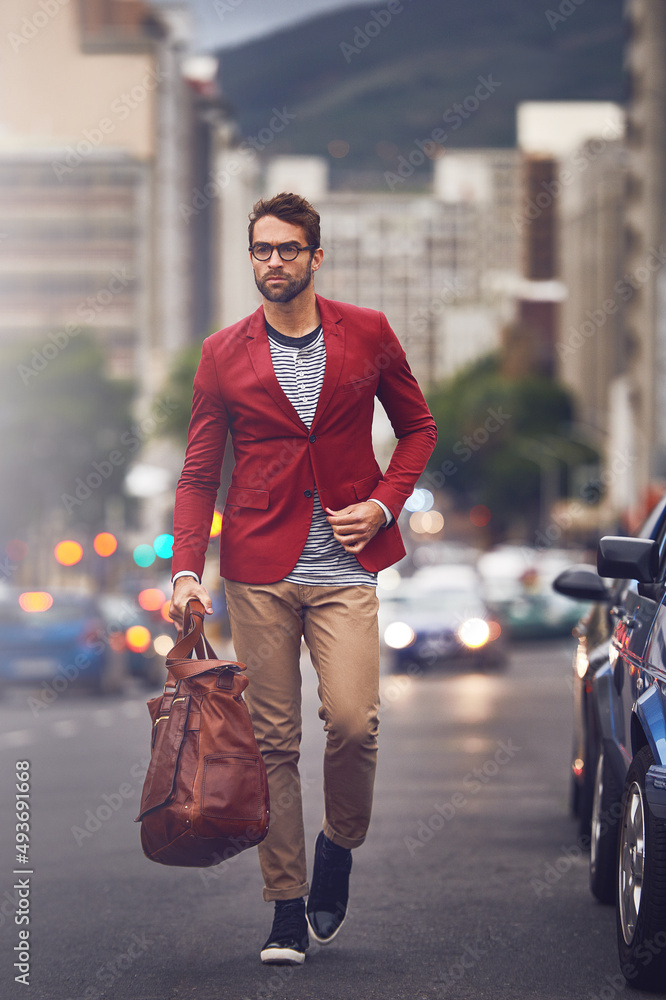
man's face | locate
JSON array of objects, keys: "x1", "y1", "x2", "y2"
[{"x1": 249, "y1": 216, "x2": 322, "y2": 304}]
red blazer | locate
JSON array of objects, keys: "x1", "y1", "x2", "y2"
[{"x1": 172, "y1": 295, "x2": 437, "y2": 584}]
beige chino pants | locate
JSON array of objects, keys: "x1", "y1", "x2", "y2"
[{"x1": 224, "y1": 580, "x2": 380, "y2": 901}]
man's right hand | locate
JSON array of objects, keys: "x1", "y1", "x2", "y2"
[{"x1": 169, "y1": 576, "x2": 214, "y2": 630}]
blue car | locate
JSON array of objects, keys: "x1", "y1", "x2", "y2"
[
  {"x1": 554, "y1": 497, "x2": 666, "y2": 990},
  {"x1": 0, "y1": 586, "x2": 113, "y2": 696}
]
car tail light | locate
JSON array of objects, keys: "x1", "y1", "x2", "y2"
[{"x1": 18, "y1": 591, "x2": 53, "y2": 613}]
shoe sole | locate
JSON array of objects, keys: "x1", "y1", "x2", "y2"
[
  {"x1": 260, "y1": 946, "x2": 306, "y2": 965},
  {"x1": 306, "y1": 911, "x2": 347, "y2": 946}
]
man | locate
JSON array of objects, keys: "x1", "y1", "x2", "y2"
[{"x1": 170, "y1": 192, "x2": 436, "y2": 965}]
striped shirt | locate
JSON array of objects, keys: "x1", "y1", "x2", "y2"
[{"x1": 266, "y1": 321, "x2": 377, "y2": 588}]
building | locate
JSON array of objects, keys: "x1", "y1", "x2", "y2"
[
  {"x1": 0, "y1": 0, "x2": 228, "y2": 398},
  {"x1": 621, "y1": 0, "x2": 666, "y2": 518},
  {"x1": 257, "y1": 152, "x2": 522, "y2": 391}
]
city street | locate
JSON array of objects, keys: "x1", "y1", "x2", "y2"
[{"x1": 1, "y1": 638, "x2": 664, "y2": 1000}]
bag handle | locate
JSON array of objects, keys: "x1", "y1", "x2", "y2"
[{"x1": 164, "y1": 598, "x2": 245, "y2": 686}]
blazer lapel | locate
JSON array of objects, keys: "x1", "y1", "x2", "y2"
[
  {"x1": 244, "y1": 306, "x2": 307, "y2": 430},
  {"x1": 311, "y1": 296, "x2": 345, "y2": 429}
]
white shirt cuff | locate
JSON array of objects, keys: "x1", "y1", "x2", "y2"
[
  {"x1": 172, "y1": 570, "x2": 201, "y2": 585},
  {"x1": 368, "y1": 498, "x2": 393, "y2": 527}
]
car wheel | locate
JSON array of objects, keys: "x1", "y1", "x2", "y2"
[
  {"x1": 616, "y1": 745, "x2": 666, "y2": 990},
  {"x1": 590, "y1": 749, "x2": 621, "y2": 904}
]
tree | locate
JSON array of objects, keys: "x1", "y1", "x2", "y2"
[{"x1": 425, "y1": 354, "x2": 598, "y2": 540}]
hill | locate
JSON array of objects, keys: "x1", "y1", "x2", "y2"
[{"x1": 217, "y1": 0, "x2": 625, "y2": 187}]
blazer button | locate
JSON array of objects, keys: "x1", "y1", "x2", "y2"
[
  {"x1": 309, "y1": 433, "x2": 316, "y2": 443},
  {"x1": 304, "y1": 489, "x2": 313, "y2": 498}
]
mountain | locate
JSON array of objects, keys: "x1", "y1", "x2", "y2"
[{"x1": 217, "y1": 0, "x2": 625, "y2": 187}]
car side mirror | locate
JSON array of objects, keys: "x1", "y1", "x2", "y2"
[
  {"x1": 552, "y1": 564, "x2": 611, "y2": 602},
  {"x1": 597, "y1": 536, "x2": 659, "y2": 584}
]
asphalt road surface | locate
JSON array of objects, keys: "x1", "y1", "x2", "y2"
[{"x1": 1, "y1": 638, "x2": 665, "y2": 1000}]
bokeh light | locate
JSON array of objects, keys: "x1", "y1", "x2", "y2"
[
  {"x1": 133, "y1": 544, "x2": 156, "y2": 568},
  {"x1": 328, "y1": 139, "x2": 350, "y2": 158},
  {"x1": 19, "y1": 591, "x2": 53, "y2": 613},
  {"x1": 138, "y1": 588, "x2": 165, "y2": 612},
  {"x1": 210, "y1": 511, "x2": 223, "y2": 537},
  {"x1": 469, "y1": 504, "x2": 491, "y2": 527},
  {"x1": 93, "y1": 532, "x2": 117, "y2": 557},
  {"x1": 6, "y1": 539, "x2": 28, "y2": 562},
  {"x1": 409, "y1": 510, "x2": 445, "y2": 534},
  {"x1": 54, "y1": 540, "x2": 83, "y2": 566},
  {"x1": 405, "y1": 488, "x2": 434, "y2": 513},
  {"x1": 153, "y1": 533, "x2": 174, "y2": 559},
  {"x1": 125, "y1": 625, "x2": 151, "y2": 653},
  {"x1": 153, "y1": 634, "x2": 173, "y2": 657},
  {"x1": 161, "y1": 599, "x2": 174, "y2": 623}
]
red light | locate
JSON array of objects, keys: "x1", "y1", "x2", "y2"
[
  {"x1": 161, "y1": 599, "x2": 174, "y2": 623},
  {"x1": 138, "y1": 588, "x2": 165, "y2": 612},
  {"x1": 469, "y1": 505, "x2": 491, "y2": 528},
  {"x1": 19, "y1": 592, "x2": 53, "y2": 613}
]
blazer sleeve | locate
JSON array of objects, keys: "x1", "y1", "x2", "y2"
[
  {"x1": 370, "y1": 313, "x2": 438, "y2": 520},
  {"x1": 171, "y1": 338, "x2": 229, "y2": 580}
]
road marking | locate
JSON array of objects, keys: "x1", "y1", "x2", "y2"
[
  {"x1": 0, "y1": 730, "x2": 34, "y2": 749},
  {"x1": 52, "y1": 719, "x2": 78, "y2": 738}
]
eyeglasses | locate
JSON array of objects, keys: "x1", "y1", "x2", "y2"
[{"x1": 249, "y1": 242, "x2": 318, "y2": 261}]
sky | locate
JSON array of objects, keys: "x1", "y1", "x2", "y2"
[{"x1": 153, "y1": 0, "x2": 371, "y2": 51}]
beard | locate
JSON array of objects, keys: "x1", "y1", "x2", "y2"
[{"x1": 254, "y1": 266, "x2": 313, "y2": 303}]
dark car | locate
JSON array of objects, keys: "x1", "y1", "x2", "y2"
[
  {"x1": 554, "y1": 496, "x2": 666, "y2": 990},
  {"x1": 378, "y1": 565, "x2": 506, "y2": 673},
  {"x1": 0, "y1": 585, "x2": 115, "y2": 696}
]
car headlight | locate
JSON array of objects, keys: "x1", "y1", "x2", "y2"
[
  {"x1": 457, "y1": 617, "x2": 490, "y2": 649},
  {"x1": 384, "y1": 621, "x2": 416, "y2": 649}
]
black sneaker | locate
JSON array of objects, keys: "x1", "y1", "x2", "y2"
[
  {"x1": 306, "y1": 831, "x2": 352, "y2": 945},
  {"x1": 260, "y1": 898, "x2": 309, "y2": 965}
]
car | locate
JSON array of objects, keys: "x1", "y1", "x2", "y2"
[
  {"x1": 97, "y1": 591, "x2": 174, "y2": 689},
  {"x1": 478, "y1": 545, "x2": 591, "y2": 639},
  {"x1": 554, "y1": 496, "x2": 666, "y2": 989},
  {"x1": 0, "y1": 585, "x2": 117, "y2": 696},
  {"x1": 378, "y1": 565, "x2": 506, "y2": 673}
]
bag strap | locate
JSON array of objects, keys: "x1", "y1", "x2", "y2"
[{"x1": 164, "y1": 598, "x2": 245, "y2": 686}]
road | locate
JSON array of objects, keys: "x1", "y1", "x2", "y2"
[{"x1": 1, "y1": 639, "x2": 664, "y2": 1000}]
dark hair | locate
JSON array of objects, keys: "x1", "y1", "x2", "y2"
[{"x1": 248, "y1": 192, "x2": 321, "y2": 249}]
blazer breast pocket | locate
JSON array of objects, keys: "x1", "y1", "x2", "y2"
[{"x1": 339, "y1": 374, "x2": 379, "y2": 395}]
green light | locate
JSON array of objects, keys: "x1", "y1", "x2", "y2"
[
  {"x1": 153, "y1": 533, "x2": 174, "y2": 560},
  {"x1": 133, "y1": 544, "x2": 156, "y2": 568}
]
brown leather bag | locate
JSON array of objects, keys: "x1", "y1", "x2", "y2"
[{"x1": 135, "y1": 599, "x2": 270, "y2": 867}]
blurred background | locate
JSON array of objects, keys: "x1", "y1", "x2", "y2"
[
  {"x1": 2, "y1": 4, "x2": 666, "y2": 998},
  {"x1": 0, "y1": 0, "x2": 663, "y2": 680}
]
